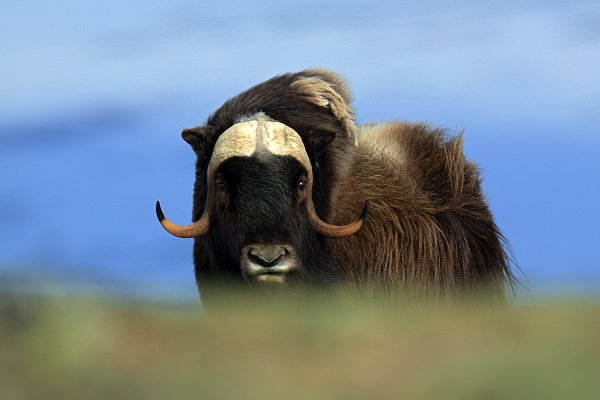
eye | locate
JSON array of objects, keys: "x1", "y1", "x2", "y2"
[
  {"x1": 215, "y1": 177, "x2": 227, "y2": 193},
  {"x1": 297, "y1": 177, "x2": 307, "y2": 192}
]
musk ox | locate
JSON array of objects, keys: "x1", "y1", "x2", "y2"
[{"x1": 157, "y1": 69, "x2": 515, "y2": 305}]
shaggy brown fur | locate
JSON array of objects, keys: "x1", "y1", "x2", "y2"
[
  {"x1": 332, "y1": 122, "x2": 514, "y2": 301},
  {"x1": 181, "y1": 69, "x2": 515, "y2": 302}
]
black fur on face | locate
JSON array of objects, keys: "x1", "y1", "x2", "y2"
[{"x1": 195, "y1": 154, "x2": 335, "y2": 290}]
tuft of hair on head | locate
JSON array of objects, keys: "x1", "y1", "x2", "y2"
[{"x1": 290, "y1": 70, "x2": 358, "y2": 145}]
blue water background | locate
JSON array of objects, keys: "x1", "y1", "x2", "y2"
[{"x1": 1, "y1": 1, "x2": 599, "y2": 300}]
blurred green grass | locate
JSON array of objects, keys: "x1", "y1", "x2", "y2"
[{"x1": 1, "y1": 291, "x2": 599, "y2": 399}]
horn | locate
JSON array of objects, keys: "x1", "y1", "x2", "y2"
[
  {"x1": 302, "y1": 165, "x2": 368, "y2": 237},
  {"x1": 156, "y1": 120, "x2": 258, "y2": 238},
  {"x1": 307, "y1": 199, "x2": 368, "y2": 238},
  {"x1": 156, "y1": 201, "x2": 210, "y2": 238},
  {"x1": 276, "y1": 124, "x2": 367, "y2": 238}
]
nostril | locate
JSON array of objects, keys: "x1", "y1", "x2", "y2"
[{"x1": 249, "y1": 247, "x2": 286, "y2": 267}]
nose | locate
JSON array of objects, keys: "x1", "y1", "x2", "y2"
[
  {"x1": 248, "y1": 246, "x2": 286, "y2": 267},
  {"x1": 242, "y1": 244, "x2": 295, "y2": 282}
]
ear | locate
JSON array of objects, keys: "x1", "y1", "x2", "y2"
[
  {"x1": 308, "y1": 133, "x2": 335, "y2": 153},
  {"x1": 181, "y1": 126, "x2": 216, "y2": 160},
  {"x1": 182, "y1": 127, "x2": 205, "y2": 149},
  {"x1": 306, "y1": 133, "x2": 336, "y2": 167}
]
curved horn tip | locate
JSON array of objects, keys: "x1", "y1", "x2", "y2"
[
  {"x1": 359, "y1": 200, "x2": 369, "y2": 221},
  {"x1": 156, "y1": 201, "x2": 165, "y2": 222}
]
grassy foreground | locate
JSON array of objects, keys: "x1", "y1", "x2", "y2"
[{"x1": 1, "y1": 292, "x2": 599, "y2": 399}]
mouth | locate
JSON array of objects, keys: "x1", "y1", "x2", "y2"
[
  {"x1": 254, "y1": 273, "x2": 287, "y2": 284},
  {"x1": 245, "y1": 263, "x2": 294, "y2": 284}
]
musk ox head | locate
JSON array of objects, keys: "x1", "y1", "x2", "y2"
[{"x1": 156, "y1": 112, "x2": 367, "y2": 284}]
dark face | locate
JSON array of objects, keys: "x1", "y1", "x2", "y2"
[{"x1": 202, "y1": 154, "x2": 333, "y2": 287}]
